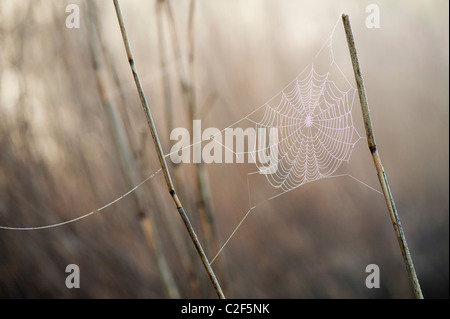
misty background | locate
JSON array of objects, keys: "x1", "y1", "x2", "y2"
[{"x1": 0, "y1": 0, "x2": 448, "y2": 298}]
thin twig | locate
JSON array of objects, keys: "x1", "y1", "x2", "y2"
[
  {"x1": 342, "y1": 13, "x2": 423, "y2": 299},
  {"x1": 156, "y1": 0, "x2": 174, "y2": 141},
  {"x1": 112, "y1": 0, "x2": 225, "y2": 299},
  {"x1": 164, "y1": 0, "x2": 224, "y2": 291},
  {"x1": 154, "y1": 0, "x2": 201, "y2": 296},
  {"x1": 186, "y1": 0, "x2": 221, "y2": 269},
  {"x1": 86, "y1": 2, "x2": 180, "y2": 298}
]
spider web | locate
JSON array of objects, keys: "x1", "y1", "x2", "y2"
[
  {"x1": 209, "y1": 19, "x2": 368, "y2": 264},
  {"x1": 1, "y1": 16, "x2": 375, "y2": 236},
  {"x1": 249, "y1": 50, "x2": 360, "y2": 194}
]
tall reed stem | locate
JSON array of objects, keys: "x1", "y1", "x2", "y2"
[
  {"x1": 165, "y1": 0, "x2": 220, "y2": 268},
  {"x1": 113, "y1": 0, "x2": 225, "y2": 299},
  {"x1": 86, "y1": 2, "x2": 180, "y2": 298},
  {"x1": 342, "y1": 13, "x2": 423, "y2": 299}
]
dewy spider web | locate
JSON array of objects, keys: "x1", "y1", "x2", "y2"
[
  {"x1": 0, "y1": 15, "x2": 380, "y2": 237},
  {"x1": 216, "y1": 15, "x2": 366, "y2": 199},
  {"x1": 249, "y1": 57, "x2": 359, "y2": 193},
  {"x1": 208, "y1": 17, "x2": 374, "y2": 264}
]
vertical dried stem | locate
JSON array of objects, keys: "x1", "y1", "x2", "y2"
[
  {"x1": 86, "y1": 2, "x2": 180, "y2": 298},
  {"x1": 165, "y1": 0, "x2": 219, "y2": 264},
  {"x1": 187, "y1": 0, "x2": 219, "y2": 266},
  {"x1": 113, "y1": 0, "x2": 225, "y2": 299},
  {"x1": 342, "y1": 13, "x2": 423, "y2": 299},
  {"x1": 162, "y1": 0, "x2": 225, "y2": 294},
  {"x1": 155, "y1": 0, "x2": 202, "y2": 296},
  {"x1": 155, "y1": 0, "x2": 174, "y2": 140}
]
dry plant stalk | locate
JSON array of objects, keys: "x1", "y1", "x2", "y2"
[
  {"x1": 86, "y1": 2, "x2": 180, "y2": 298},
  {"x1": 164, "y1": 0, "x2": 220, "y2": 268},
  {"x1": 155, "y1": 0, "x2": 174, "y2": 139},
  {"x1": 342, "y1": 13, "x2": 423, "y2": 299},
  {"x1": 113, "y1": 0, "x2": 225, "y2": 299},
  {"x1": 154, "y1": 1, "x2": 203, "y2": 295}
]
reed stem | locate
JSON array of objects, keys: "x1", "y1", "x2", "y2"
[
  {"x1": 342, "y1": 13, "x2": 423, "y2": 299},
  {"x1": 86, "y1": 2, "x2": 181, "y2": 298},
  {"x1": 113, "y1": 0, "x2": 225, "y2": 299}
]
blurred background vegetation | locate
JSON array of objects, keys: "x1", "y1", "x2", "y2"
[{"x1": 0, "y1": 0, "x2": 448, "y2": 298}]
